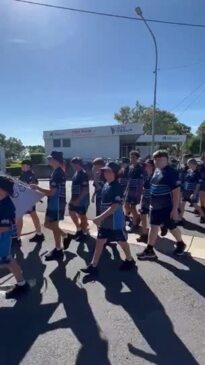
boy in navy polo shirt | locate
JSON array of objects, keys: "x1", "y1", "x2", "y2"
[
  {"x1": 81, "y1": 162, "x2": 135, "y2": 275},
  {"x1": 0, "y1": 176, "x2": 30, "y2": 299},
  {"x1": 199, "y1": 153, "x2": 205, "y2": 214},
  {"x1": 125, "y1": 151, "x2": 144, "y2": 228},
  {"x1": 137, "y1": 150, "x2": 186, "y2": 260},
  {"x1": 31, "y1": 151, "x2": 70, "y2": 261},
  {"x1": 179, "y1": 158, "x2": 205, "y2": 223},
  {"x1": 69, "y1": 157, "x2": 90, "y2": 242},
  {"x1": 137, "y1": 159, "x2": 155, "y2": 243},
  {"x1": 91, "y1": 158, "x2": 106, "y2": 216},
  {"x1": 16, "y1": 160, "x2": 45, "y2": 245}
]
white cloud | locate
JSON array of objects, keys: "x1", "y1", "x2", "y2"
[{"x1": 8, "y1": 38, "x2": 28, "y2": 44}]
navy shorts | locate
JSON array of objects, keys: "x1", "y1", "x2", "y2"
[
  {"x1": 125, "y1": 195, "x2": 140, "y2": 206},
  {"x1": 150, "y1": 207, "x2": 177, "y2": 230},
  {"x1": 0, "y1": 231, "x2": 12, "y2": 265},
  {"x1": 97, "y1": 227, "x2": 128, "y2": 242},
  {"x1": 45, "y1": 209, "x2": 65, "y2": 222},
  {"x1": 182, "y1": 191, "x2": 199, "y2": 204},
  {"x1": 69, "y1": 203, "x2": 88, "y2": 216},
  {"x1": 140, "y1": 197, "x2": 150, "y2": 215},
  {"x1": 26, "y1": 205, "x2": 36, "y2": 214},
  {"x1": 96, "y1": 198, "x2": 102, "y2": 217}
]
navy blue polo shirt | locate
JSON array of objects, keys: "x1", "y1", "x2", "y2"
[
  {"x1": 71, "y1": 169, "x2": 90, "y2": 207},
  {"x1": 199, "y1": 164, "x2": 205, "y2": 189},
  {"x1": 100, "y1": 180, "x2": 125, "y2": 230},
  {"x1": 183, "y1": 169, "x2": 202, "y2": 192},
  {"x1": 142, "y1": 174, "x2": 152, "y2": 199},
  {"x1": 93, "y1": 172, "x2": 106, "y2": 201},
  {"x1": 150, "y1": 165, "x2": 181, "y2": 210},
  {"x1": 19, "y1": 170, "x2": 38, "y2": 185},
  {"x1": 119, "y1": 166, "x2": 129, "y2": 193},
  {"x1": 127, "y1": 164, "x2": 144, "y2": 193},
  {"x1": 0, "y1": 197, "x2": 15, "y2": 259},
  {"x1": 47, "y1": 167, "x2": 66, "y2": 212}
]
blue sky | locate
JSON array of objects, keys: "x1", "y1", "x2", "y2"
[{"x1": 1, "y1": 0, "x2": 205, "y2": 145}]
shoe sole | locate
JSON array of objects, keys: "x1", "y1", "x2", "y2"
[{"x1": 137, "y1": 255, "x2": 158, "y2": 261}]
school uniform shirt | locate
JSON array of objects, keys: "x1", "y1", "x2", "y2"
[
  {"x1": 0, "y1": 196, "x2": 15, "y2": 261},
  {"x1": 19, "y1": 170, "x2": 38, "y2": 185},
  {"x1": 100, "y1": 180, "x2": 125, "y2": 230},
  {"x1": 183, "y1": 169, "x2": 202, "y2": 193},
  {"x1": 178, "y1": 165, "x2": 189, "y2": 190},
  {"x1": 119, "y1": 166, "x2": 129, "y2": 194},
  {"x1": 141, "y1": 174, "x2": 152, "y2": 209},
  {"x1": 93, "y1": 172, "x2": 106, "y2": 201},
  {"x1": 150, "y1": 165, "x2": 181, "y2": 210},
  {"x1": 47, "y1": 167, "x2": 66, "y2": 213},
  {"x1": 126, "y1": 164, "x2": 144, "y2": 198},
  {"x1": 71, "y1": 169, "x2": 90, "y2": 207},
  {"x1": 199, "y1": 164, "x2": 205, "y2": 190}
]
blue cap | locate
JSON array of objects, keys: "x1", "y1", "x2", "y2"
[
  {"x1": 101, "y1": 162, "x2": 120, "y2": 174},
  {"x1": 47, "y1": 151, "x2": 64, "y2": 163}
]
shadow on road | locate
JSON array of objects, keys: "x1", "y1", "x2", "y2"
[
  {"x1": 156, "y1": 237, "x2": 205, "y2": 299},
  {"x1": 49, "y1": 253, "x2": 111, "y2": 365},
  {"x1": 82, "y1": 244, "x2": 198, "y2": 365}
]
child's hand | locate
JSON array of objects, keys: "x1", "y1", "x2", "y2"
[
  {"x1": 30, "y1": 184, "x2": 38, "y2": 191},
  {"x1": 93, "y1": 216, "x2": 102, "y2": 226}
]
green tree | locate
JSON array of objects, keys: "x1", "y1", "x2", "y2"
[
  {"x1": 196, "y1": 121, "x2": 205, "y2": 135},
  {"x1": 5, "y1": 137, "x2": 24, "y2": 159},
  {"x1": 27, "y1": 145, "x2": 45, "y2": 154},
  {"x1": 114, "y1": 101, "x2": 192, "y2": 136}
]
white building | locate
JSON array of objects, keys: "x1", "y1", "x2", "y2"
[{"x1": 43, "y1": 124, "x2": 186, "y2": 160}]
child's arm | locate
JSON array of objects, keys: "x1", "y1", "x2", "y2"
[{"x1": 93, "y1": 203, "x2": 119, "y2": 226}]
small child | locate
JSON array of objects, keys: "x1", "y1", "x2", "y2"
[
  {"x1": 0, "y1": 176, "x2": 30, "y2": 299},
  {"x1": 92, "y1": 158, "x2": 106, "y2": 216},
  {"x1": 81, "y1": 162, "x2": 135, "y2": 275},
  {"x1": 179, "y1": 158, "x2": 205, "y2": 223},
  {"x1": 137, "y1": 159, "x2": 155, "y2": 243},
  {"x1": 16, "y1": 159, "x2": 45, "y2": 244}
]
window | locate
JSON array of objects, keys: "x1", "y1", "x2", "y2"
[
  {"x1": 53, "y1": 139, "x2": 61, "y2": 148},
  {"x1": 63, "y1": 138, "x2": 71, "y2": 148}
]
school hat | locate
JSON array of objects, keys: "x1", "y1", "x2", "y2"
[
  {"x1": 71, "y1": 157, "x2": 83, "y2": 165},
  {"x1": 144, "y1": 159, "x2": 154, "y2": 166},
  {"x1": 47, "y1": 151, "x2": 64, "y2": 163},
  {"x1": 0, "y1": 176, "x2": 14, "y2": 195},
  {"x1": 101, "y1": 162, "x2": 120, "y2": 174},
  {"x1": 21, "y1": 159, "x2": 32, "y2": 167}
]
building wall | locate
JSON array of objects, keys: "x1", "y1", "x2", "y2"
[{"x1": 44, "y1": 135, "x2": 120, "y2": 160}]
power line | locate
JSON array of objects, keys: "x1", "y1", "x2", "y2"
[
  {"x1": 160, "y1": 59, "x2": 205, "y2": 71},
  {"x1": 172, "y1": 81, "x2": 205, "y2": 113},
  {"x1": 14, "y1": 0, "x2": 205, "y2": 29},
  {"x1": 177, "y1": 87, "x2": 205, "y2": 118}
]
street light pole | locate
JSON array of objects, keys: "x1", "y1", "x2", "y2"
[{"x1": 135, "y1": 7, "x2": 158, "y2": 155}]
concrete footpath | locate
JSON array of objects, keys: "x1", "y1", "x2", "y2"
[{"x1": 22, "y1": 212, "x2": 205, "y2": 260}]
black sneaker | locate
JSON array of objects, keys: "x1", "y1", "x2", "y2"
[
  {"x1": 63, "y1": 234, "x2": 73, "y2": 250},
  {"x1": 200, "y1": 216, "x2": 205, "y2": 224},
  {"x1": 29, "y1": 234, "x2": 45, "y2": 243},
  {"x1": 160, "y1": 226, "x2": 168, "y2": 237},
  {"x1": 12, "y1": 237, "x2": 22, "y2": 247},
  {"x1": 45, "y1": 248, "x2": 64, "y2": 261},
  {"x1": 173, "y1": 242, "x2": 186, "y2": 256},
  {"x1": 136, "y1": 234, "x2": 148, "y2": 243},
  {"x1": 5, "y1": 282, "x2": 30, "y2": 299},
  {"x1": 137, "y1": 247, "x2": 158, "y2": 261},
  {"x1": 119, "y1": 259, "x2": 136, "y2": 271},
  {"x1": 81, "y1": 265, "x2": 98, "y2": 275}
]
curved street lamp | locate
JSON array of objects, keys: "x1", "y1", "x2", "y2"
[{"x1": 135, "y1": 6, "x2": 159, "y2": 155}]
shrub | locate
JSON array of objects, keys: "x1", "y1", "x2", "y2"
[
  {"x1": 6, "y1": 166, "x2": 22, "y2": 176},
  {"x1": 30, "y1": 153, "x2": 44, "y2": 165}
]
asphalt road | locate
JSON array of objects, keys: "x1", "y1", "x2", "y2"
[
  {"x1": 37, "y1": 181, "x2": 205, "y2": 238},
  {"x1": 0, "y1": 181, "x2": 204, "y2": 365},
  {"x1": 0, "y1": 232, "x2": 204, "y2": 365}
]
